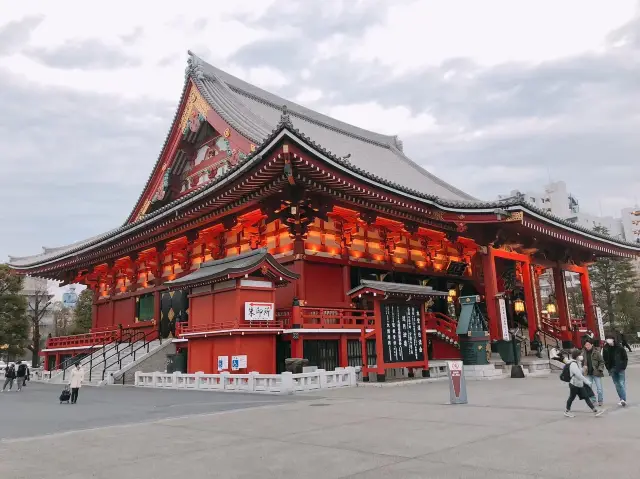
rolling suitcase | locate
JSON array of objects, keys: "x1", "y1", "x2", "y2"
[{"x1": 59, "y1": 385, "x2": 71, "y2": 404}]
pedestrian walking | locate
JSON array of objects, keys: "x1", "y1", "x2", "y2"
[
  {"x1": 2, "y1": 363, "x2": 16, "y2": 392},
  {"x1": 564, "y1": 349, "x2": 603, "y2": 417},
  {"x1": 603, "y1": 334, "x2": 628, "y2": 406},
  {"x1": 15, "y1": 361, "x2": 28, "y2": 392},
  {"x1": 582, "y1": 339, "x2": 605, "y2": 406},
  {"x1": 69, "y1": 362, "x2": 85, "y2": 404},
  {"x1": 617, "y1": 331, "x2": 633, "y2": 353}
]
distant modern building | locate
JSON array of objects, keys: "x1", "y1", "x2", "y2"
[
  {"x1": 62, "y1": 285, "x2": 79, "y2": 309},
  {"x1": 497, "y1": 181, "x2": 637, "y2": 241},
  {"x1": 498, "y1": 181, "x2": 640, "y2": 278}
]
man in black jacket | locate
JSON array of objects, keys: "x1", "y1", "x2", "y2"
[
  {"x1": 603, "y1": 334, "x2": 628, "y2": 406},
  {"x1": 16, "y1": 361, "x2": 28, "y2": 391}
]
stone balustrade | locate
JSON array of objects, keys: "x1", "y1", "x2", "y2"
[{"x1": 134, "y1": 367, "x2": 358, "y2": 394}]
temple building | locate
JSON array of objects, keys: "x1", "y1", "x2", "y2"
[{"x1": 8, "y1": 52, "x2": 640, "y2": 379}]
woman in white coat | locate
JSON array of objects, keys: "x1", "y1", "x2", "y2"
[{"x1": 69, "y1": 362, "x2": 85, "y2": 404}]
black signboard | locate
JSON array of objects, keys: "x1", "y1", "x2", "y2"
[{"x1": 381, "y1": 303, "x2": 424, "y2": 364}]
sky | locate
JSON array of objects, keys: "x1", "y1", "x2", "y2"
[{"x1": 1, "y1": 0, "x2": 640, "y2": 272}]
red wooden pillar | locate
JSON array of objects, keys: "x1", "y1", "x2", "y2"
[
  {"x1": 55, "y1": 353, "x2": 60, "y2": 370},
  {"x1": 579, "y1": 267, "x2": 598, "y2": 338},
  {"x1": 291, "y1": 304, "x2": 303, "y2": 358},
  {"x1": 342, "y1": 265, "x2": 351, "y2": 306},
  {"x1": 154, "y1": 290, "x2": 161, "y2": 341},
  {"x1": 421, "y1": 305, "x2": 429, "y2": 376},
  {"x1": 339, "y1": 335, "x2": 348, "y2": 368},
  {"x1": 482, "y1": 248, "x2": 500, "y2": 341},
  {"x1": 373, "y1": 299, "x2": 386, "y2": 381},
  {"x1": 360, "y1": 327, "x2": 369, "y2": 380},
  {"x1": 521, "y1": 259, "x2": 537, "y2": 341},
  {"x1": 552, "y1": 266, "x2": 572, "y2": 343}
]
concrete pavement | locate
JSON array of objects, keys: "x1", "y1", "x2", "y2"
[{"x1": 1, "y1": 365, "x2": 639, "y2": 478}]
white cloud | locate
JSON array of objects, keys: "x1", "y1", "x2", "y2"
[
  {"x1": 346, "y1": 0, "x2": 638, "y2": 72},
  {"x1": 0, "y1": 0, "x2": 284, "y2": 100},
  {"x1": 324, "y1": 102, "x2": 438, "y2": 136},
  {"x1": 224, "y1": 64, "x2": 290, "y2": 89},
  {"x1": 294, "y1": 88, "x2": 323, "y2": 104}
]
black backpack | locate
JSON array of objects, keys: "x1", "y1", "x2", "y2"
[
  {"x1": 17, "y1": 364, "x2": 27, "y2": 376},
  {"x1": 560, "y1": 362, "x2": 572, "y2": 382}
]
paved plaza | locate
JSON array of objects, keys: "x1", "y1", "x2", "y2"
[{"x1": 1, "y1": 365, "x2": 639, "y2": 479}]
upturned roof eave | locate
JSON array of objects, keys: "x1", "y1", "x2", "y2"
[{"x1": 8, "y1": 124, "x2": 640, "y2": 271}]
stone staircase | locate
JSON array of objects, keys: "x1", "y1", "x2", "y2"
[{"x1": 49, "y1": 339, "x2": 171, "y2": 386}]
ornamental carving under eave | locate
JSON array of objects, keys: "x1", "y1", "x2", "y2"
[{"x1": 179, "y1": 85, "x2": 210, "y2": 133}]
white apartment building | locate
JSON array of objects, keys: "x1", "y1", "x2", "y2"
[{"x1": 498, "y1": 181, "x2": 639, "y2": 243}]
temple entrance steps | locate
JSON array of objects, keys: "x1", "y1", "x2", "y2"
[
  {"x1": 48, "y1": 339, "x2": 173, "y2": 386},
  {"x1": 490, "y1": 353, "x2": 552, "y2": 377}
]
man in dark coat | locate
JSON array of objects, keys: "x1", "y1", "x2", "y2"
[{"x1": 603, "y1": 334, "x2": 628, "y2": 406}]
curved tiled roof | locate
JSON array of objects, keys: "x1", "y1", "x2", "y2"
[
  {"x1": 187, "y1": 52, "x2": 475, "y2": 203},
  {"x1": 8, "y1": 54, "x2": 640, "y2": 269}
]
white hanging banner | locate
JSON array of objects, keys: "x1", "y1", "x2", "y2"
[
  {"x1": 498, "y1": 297, "x2": 510, "y2": 341},
  {"x1": 595, "y1": 307, "x2": 605, "y2": 341}
]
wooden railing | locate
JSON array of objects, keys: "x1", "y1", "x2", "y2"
[
  {"x1": 276, "y1": 307, "x2": 375, "y2": 329},
  {"x1": 426, "y1": 312, "x2": 458, "y2": 342},
  {"x1": 46, "y1": 330, "x2": 119, "y2": 349},
  {"x1": 180, "y1": 320, "x2": 284, "y2": 336},
  {"x1": 46, "y1": 321, "x2": 158, "y2": 350},
  {"x1": 541, "y1": 318, "x2": 563, "y2": 340}
]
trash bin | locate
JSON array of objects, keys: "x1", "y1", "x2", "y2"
[
  {"x1": 166, "y1": 353, "x2": 176, "y2": 373},
  {"x1": 285, "y1": 358, "x2": 309, "y2": 373},
  {"x1": 496, "y1": 339, "x2": 521, "y2": 365}
]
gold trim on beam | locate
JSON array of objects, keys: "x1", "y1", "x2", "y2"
[{"x1": 179, "y1": 84, "x2": 210, "y2": 133}]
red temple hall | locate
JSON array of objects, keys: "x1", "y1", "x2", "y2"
[{"x1": 10, "y1": 52, "x2": 639, "y2": 380}]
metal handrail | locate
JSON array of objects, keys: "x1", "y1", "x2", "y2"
[
  {"x1": 103, "y1": 329, "x2": 160, "y2": 382},
  {"x1": 78, "y1": 328, "x2": 142, "y2": 382},
  {"x1": 88, "y1": 329, "x2": 146, "y2": 382},
  {"x1": 60, "y1": 333, "x2": 118, "y2": 380}
]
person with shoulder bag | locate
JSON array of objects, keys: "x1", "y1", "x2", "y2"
[
  {"x1": 562, "y1": 349, "x2": 603, "y2": 417},
  {"x1": 582, "y1": 339, "x2": 605, "y2": 406}
]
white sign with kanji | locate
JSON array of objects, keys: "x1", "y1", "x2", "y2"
[
  {"x1": 498, "y1": 298, "x2": 510, "y2": 341},
  {"x1": 244, "y1": 302, "x2": 274, "y2": 321},
  {"x1": 595, "y1": 306, "x2": 605, "y2": 341}
]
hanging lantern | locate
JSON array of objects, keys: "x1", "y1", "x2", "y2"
[
  {"x1": 447, "y1": 295, "x2": 454, "y2": 303},
  {"x1": 513, "y1": 298, "x2": 525, "y2": 313},
  {"x1": 449, "y1": 288, "x2": 457, "y2": 298},
  {"x1": 546, "y1": 301, "x2": 557, "y2": 314}
]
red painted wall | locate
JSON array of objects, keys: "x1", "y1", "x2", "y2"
[
  {"x1": 304, "y1": 262, "x2": 347, "y2": 307},
  {"x1": 188, "y1": 339, "x2": 214, "y2": 373},
  {"x1": 275, "y1": 261, "x2": 301, "y2": 308},
  {"x1": 113, "y1": 297, "x2": 135, "y2": 327},
  {"x1": 431, "y1": 338, "x2": 461, "y2": 360},
  {"x1": 188, "y1": 335, "x2": 276, "y2": 374},
  {"x1": 95, "y1": 302, "x2": 113, "y2": 329},
  {"x1": 191, "y1": 295, "x2": 213, "y2": 327},
  {"x1": 212, "y1": 289, "x2": 237, "y2": 325}
]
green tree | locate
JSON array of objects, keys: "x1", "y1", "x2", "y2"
[
  {"x1": 26, "y1": 281, "x2": 53, "y2": 368},
  {"x1": 0, "y1": 265, "x2": 29, "y2": 361},
  {"x1": 71, "y1": 288, "x2": 93, "y2": 334},
  {"x1": 589, "y1": 226, "x2": 639, "y2": 332},
  {"x1": 53, "y1": 301, "x2": 73, "y2": 336}
]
